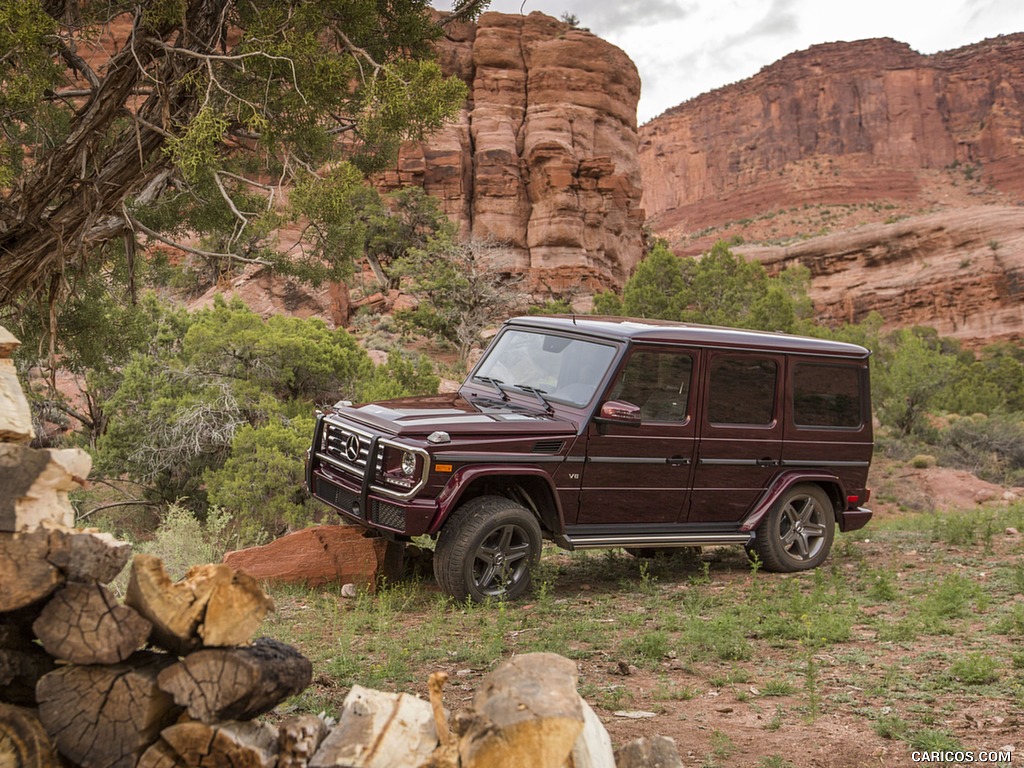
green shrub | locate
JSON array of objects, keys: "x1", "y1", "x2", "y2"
[
  {"x1": 939, "y1": 414, "x2": 1024, "y2": 485},
  {"x1": 134, "y1": 504, "x2": 237, "y2": 582},
  {"x1": 948, "y1": 652, "x2": 1000, "y2": 685}
]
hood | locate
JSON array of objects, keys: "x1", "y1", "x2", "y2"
[{"x1": 332, "y1": 392, "x2": 579, "y2": 438}]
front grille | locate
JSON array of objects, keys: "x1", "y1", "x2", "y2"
[
  {"x1": 371, "y1": 501, "x2": 406, "y2": 530},
  {"x1": 322, "y1": 421, "x2": 374, "y2": 479},
  {"x1": 314, "y1": 478, "x2": 362, "y2": 519}
]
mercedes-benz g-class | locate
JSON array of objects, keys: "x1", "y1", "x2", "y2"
[{"x1": 306, "y1": 316, "x2": 873, "y2": 601}]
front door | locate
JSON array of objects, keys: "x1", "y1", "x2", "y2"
[
  {"x1": 575, "y1": 347, "x2": 698, "y2": 525},
  {"x1": 688, "y1": 352, "x2": 785, "y2": 524}
]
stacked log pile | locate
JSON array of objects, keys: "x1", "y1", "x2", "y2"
[{"x1": 1, "y1": 326, "x2": 682, "y2": 767}]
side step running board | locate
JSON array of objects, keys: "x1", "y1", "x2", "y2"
[{"x1": 560, "y1": 532, "x2": 753, "y2": 550}]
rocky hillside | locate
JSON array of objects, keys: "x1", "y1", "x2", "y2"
[
  {"x1": 375, "y1": 11, "x2": 645, "y2": 297},
  {"x1": 640, "y1": 35, "x2": 1024, "y2": 236},
  {"x1": 637, "y1": 35, "x2": 1024, "y2": 345}
]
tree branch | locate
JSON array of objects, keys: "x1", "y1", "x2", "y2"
[
  {"x1": 57, "y1": 39, "x2": 100, "y2": 90},
  {"x1": 124, "y1": 208, "x2": 273, "y2": 266}
]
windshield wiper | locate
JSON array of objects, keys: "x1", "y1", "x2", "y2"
[
  {"x1": 513, "y1": 384, "x2": 554, "y2": 415},
  {"x1": 472, "y1": 375, "x2": 509, "y2": 401}
]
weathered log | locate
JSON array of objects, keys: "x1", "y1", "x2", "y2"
[
  {"x1": 310, "y1": 685, "x2": 438, "y2": 768},
  {"x1": 0, "y1": 445, "x2": 89, "y2": 532},
  {"x1": 136, "y1": 720, "x2": 279, "y2": 768},
  {"x1": 0, "y1": 528, "x2": 64, "y2": 613},
  {"x1": 458, "y1": 652, "x2": 584, "y2": 768},
  {"x1": 32, "y1": 581, "x2": 152, "y2": 664},
  {"x1": 125, "y1": 554, "x2": 274, "y2": 654},
  {"x1": 156, "y1": 637, "x2": 312, "y2": 723},
  {"x1": 0, "y1": 526, "x2": 131, "y2": 613},
  {"x1": 567, "y1": 698, "x2": 616, "y2": 768},
  {"x1": 278, "y1": 715, "x2": 329, "y2": 768},
  {"x1": 36, "y1": 651, "x2": 182, "y2": 768},
  {"x1": 0, "y1": 702, "x2": 62, "y2": 768},
  {"x1": 47, "y1": 527, "x2": 133, "y2": 584},
  {"x1": 0, "y1": 612, "x2": 55, "y2": 706},
  {"x1": 613, "y1": 735, "x2": 684, "y2": 768}
]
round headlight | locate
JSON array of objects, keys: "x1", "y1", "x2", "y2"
[{"x1": 400, "y1": 451, "x2": 417, "y2": 477}]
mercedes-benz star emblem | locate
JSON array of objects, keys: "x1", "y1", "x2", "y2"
[{"x1": 344, "y1": 434, "x2": 361, "y2": 462}]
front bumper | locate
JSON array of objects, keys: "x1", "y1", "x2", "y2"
[{"x1": 310, "y1": 464, "x2": 439, "y2": 536}]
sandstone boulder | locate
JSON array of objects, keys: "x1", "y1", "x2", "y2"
[{"x1": 222, "y1": 525, "x2": 404, "y2": 590}]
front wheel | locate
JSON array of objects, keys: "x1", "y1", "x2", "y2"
[
  {"x1": 433, "y1": 496, "x2": 542, "y2": 602},
  {"x1": 753, "y1": 484, "x2": 835, "y2": 572}
]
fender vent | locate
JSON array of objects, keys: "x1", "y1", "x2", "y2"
[{"x1": 532, "y1": 440, "x2": 565, "y2": 454}]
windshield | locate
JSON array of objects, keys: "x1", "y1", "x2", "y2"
[{"x1": 471, "y1": 329, "x2": 618, "y2": 407}]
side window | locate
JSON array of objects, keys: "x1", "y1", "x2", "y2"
[
  {"x1": 793, "y1": 363, "x2": 863, "y2": 428},
  {"x1": 613, "y1": 349, "x2": 693, "y2": 423},
  {"x1": 707, "y1": 356, "x2": 777, "y2": 425}
]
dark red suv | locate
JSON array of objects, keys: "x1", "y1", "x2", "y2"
[{"x1": 307, "y1": 316, "x2": 873, "y2": 601}]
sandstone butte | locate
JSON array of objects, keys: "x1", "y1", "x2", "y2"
[{"x1": 374, "y1": 11, "x2": 645, "y2": 298}]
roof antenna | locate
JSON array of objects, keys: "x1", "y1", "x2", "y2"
[{"x1": 572, "y1": 313, "x2": 577, "y2": 325}]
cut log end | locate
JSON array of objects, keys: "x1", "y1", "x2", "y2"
[{"x1": 0, "y1": 702, "x2": 63, "y2": 768}]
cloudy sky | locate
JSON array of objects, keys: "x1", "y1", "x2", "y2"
[{"x1": 434, "y1": 0, "x2": 1024, "y2": 123}]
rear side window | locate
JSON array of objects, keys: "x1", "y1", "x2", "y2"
[
  {"x1": 792, "y1": 363, "x2": 863, "y2": 428},
  {"x1": 707, "y1": 356, "x2": 777, "y2": 425}
]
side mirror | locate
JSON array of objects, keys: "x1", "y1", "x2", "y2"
[{"x1": 595, "y1": 400, "x2": 642, "y2": 426}]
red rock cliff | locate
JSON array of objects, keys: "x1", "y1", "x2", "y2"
[
  {"x1": 639, "y1": 35, "x2": 1024, "y2": 235},
  {"x1": 637, "y1": 35, "x2": 1024, "y2": 346},
  {"x1": 376, "y1": 12, "x2": 645, "y2": 295}
]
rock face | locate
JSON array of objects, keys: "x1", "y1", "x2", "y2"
[
  {"x1": 639, "y1": 35, "x2": 1024, "y2": 235},
  {"x1": 377, "y1": 12, "x2": 645, "y2": 295},
  {"x1": 739, "y1": 206, "x2": 1024, "y2": 346},
  {"x1": 638, "y1": 34, "x2": 1024, "y2": 345}
]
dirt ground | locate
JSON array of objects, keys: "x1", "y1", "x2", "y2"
[{"x1": 403, "y1": 461, "x2": 1024, "y2": 768}]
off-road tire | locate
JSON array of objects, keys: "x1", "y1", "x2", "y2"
[
  {"x1": 754, "y1": 484, "x2": 835, "y2": 572},
  {"x1": 433, "y1": 496, "x2": 542, "y2": 602}
]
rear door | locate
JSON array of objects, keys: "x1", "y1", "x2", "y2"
[
  {"x1": 687, "y1": 351, "x2": 785, "y2": 524},
  {"x1": 575, "y1": 346, "x2": 699, "y2": 525}
]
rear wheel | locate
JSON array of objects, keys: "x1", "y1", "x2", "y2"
[
  {"x1": 754, "y1": 484, "x2": 835, "y2": 572},
  {"x1": 434, "y1": 496, "x2": 542, "y2": 602}
]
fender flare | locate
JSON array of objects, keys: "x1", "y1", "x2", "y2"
[
  {"x1": 430, "y1": 464, "x2": 564, "y2": 534},
  {"x1": 739, "y1": 470, "x2": 846, "y2": 533}
]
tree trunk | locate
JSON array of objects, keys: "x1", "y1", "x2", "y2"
[
  {"x1": 0, "y1": 702, "x2": 63, "y2": 768},
  {"x1": 137, "y1": 720, "x2": 279, "y2": 768},
  {"x1": 277, "y1": 715, "x2": 329, "y2": 768},
  {"x1": 156, "y1": 637, "x2": 312, "y2": 723},
  {"x1": 309, "y1": 685, "x2": 438, "y2": 768},
  {"x1": 35, "y1": 651, "x2": 182, "y2": 768},
  {"x1": 124, "y1": 554, "x2": 274, "y2": 654},
  {"x1": 457, "y1": 652, "x2": 584, "y2": 768},
  {"x1": 32, "y1": 581, "x2": 152, "y2": 664},
  {"x1": 0, "y1": 0, "x2": 229, "y2": 306}
]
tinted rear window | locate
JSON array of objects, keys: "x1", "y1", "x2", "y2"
[
  {"x1": 793, "y1": 363, "x2": 863, "y2": 428},
  {"x1": 708, "y1": 357, "x2": 777, "y2": 425}
]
